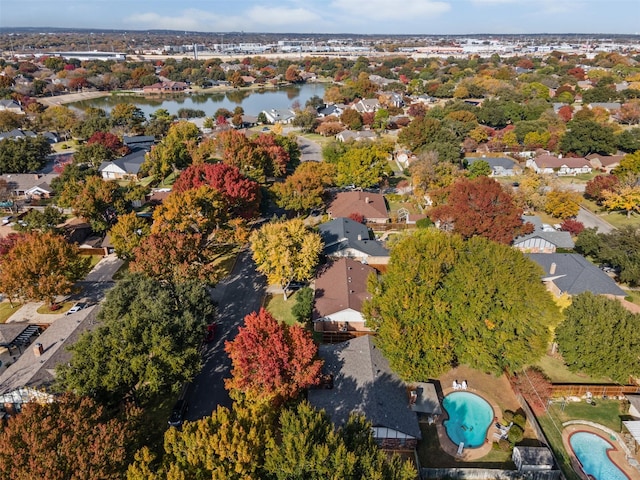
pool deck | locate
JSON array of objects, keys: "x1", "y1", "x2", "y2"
[
  {"x1": 435, "y1": 386, "x2": 504, "y2": 461},
  {"x1": 562, "y1": 423, "x2": 640, "y2": 480}
]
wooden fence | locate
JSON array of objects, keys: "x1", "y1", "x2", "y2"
[
  {"x1": 321, "y1": 330, "x2": 373, "y2": 344},
  {"x1": 550, "y1": 384, "x2": 640, "y2": 398}
]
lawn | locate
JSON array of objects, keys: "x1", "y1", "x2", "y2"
[
  {"x1": 580, "y1": 199, "x2": 640, "y2": 229},
  {"x1": 264, "y1": 290, "x2": 303, "y2": 326},
  {"x1": 533, "y1": 355, "x2": 612, "y2": 384},
  {"x1": 536, "y1": 399, "x2": 626, "y2": 480},
  {"x1": 37, "y1": 301, "x2": 75, "y2": 314},
  {"x1": 0, "y1": 302, "x2": 21, "y2": 323},
  {"x1": 623, "y1": 289, "x2": 640, "y2": 305},
  {"x1": 417, "y1": 424, "x2": 515, "y2": 469}
]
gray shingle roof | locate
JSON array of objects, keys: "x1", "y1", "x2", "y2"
[
  {"x1": 527, "y1": 253, "x2": 626, "y2": 297},
  {"x1": 308, "y1": 335, "x2": 422, "y2": 439},
  {"x1": 99, "y1": 148, "x2": 147, "y2": 176},
  {"x1": 318, "y1": 217, "x2": 389, "y2": 257},
  {"x1": 467, "y1": 157, "x2": 517, "y2": 169},
  {"x1": 514, "y1": 216, "x2": 574, "y2": 249}
]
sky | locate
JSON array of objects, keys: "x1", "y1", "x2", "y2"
[{"x1": 0, "y1": 0, "x2": 638, "y2": 35}]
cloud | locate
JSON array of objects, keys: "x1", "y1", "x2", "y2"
[
  {"x1": 330, "y1": 0, "x2": 451, "y2": 20},
  {"x1": 246, "y1": 6, "x2": 322, "y2": 27},
  {"x1": 124, "y1": 9, "x2": 222, "y2": 31}
]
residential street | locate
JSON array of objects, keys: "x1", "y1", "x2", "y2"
[
  {"x1": 296, "y1": 135, "x2": 322, "y2": 162},
  {"x1": 184, "y1": 249, "x2": 266, "y2": 420},
  {"x1": 576, "y1": 206, "x2": 615, "y2": 234}
]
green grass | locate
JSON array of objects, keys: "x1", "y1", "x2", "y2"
[
  {"x1": 0, "y1": 302, "x2": 22, "y2": 323},
  {"x1": 417, "y1": 424, "x2": 515, "y2": 469},
  {"x1": 264, "y1": 290, "x2": 303, "y2": 326},
  {"x1": 37, "y1": 301, "x2": 74, "y2": 314},
  {"x1": 623, "y1": 289, "x2": 640, "y2": 305},
  {"x1": 537, "y1": 415, "x2": 581, "y2": 480},
  {"x1": 580, "y1": 198, "x2": 640, "y2": 229},
  {"x1": 534, "y1": 355, "x2": 612, "y2": 384}
]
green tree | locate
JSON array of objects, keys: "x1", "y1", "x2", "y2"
[
  {"x1": 363, "y1": 229, "x2": 558, "y2": 380},
  {"x1": 57, "y1": 275, "x2": 215, "y2": 404},
  {"x1": 556, "y1": 292, "x2": 640, "y2": 383},
  {"x1": 466, "y1": 159, "x2": 491, "y2": 178},
  {"x1": 291, "y1": 286, "x2": 314, "y2": 323},
  {"x1": 559, "y1": 120, "x2": 616, "y2": 156},
  {"x1": 250, "y1": 218, "x2": 323, "y2": 298},
  {"x1": 108, "y1": 211, "x2": 151, "y2": 259},
  {"x1": 13, "y1": 206, "x2": 65, "y2": 233},
  {"x1": 331, "y1": 142, "x2": 392, "y2": 189},
  {"x1": 0, "y1": 231, "x2": 91, "y2": 307},
  {"x1": 0, "y1": 136, "x2": 52, "y2": 173},
  {"x1": 141, "y1": 121, "x2": 200, "y2": 179},
  {"x1": 0, "y1": 393, "x2": 143, "y2": 480},
  {"x1": 111, "y1": 103, "x2": 146, "y2": 133},
  {"x1": 341, "y1": 109, "x2": 363, "y2": 130}
]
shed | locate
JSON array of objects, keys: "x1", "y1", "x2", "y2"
[{"x1": 512, "y1": 446, "x2": 556, "y2": 472}]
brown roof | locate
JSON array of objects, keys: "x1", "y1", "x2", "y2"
[
  {"x1": 534, "y1": 154, "x2": 589, "y2": 168},
  {"x1": 586, "y1": 154, "x2": 624, "y2": 167},
  {"x1": 327, "y1": 192, "x2": 389, "y2": 221},
  {"x1": 313, "y1": 258, "x2": 375, "y2": 319}
]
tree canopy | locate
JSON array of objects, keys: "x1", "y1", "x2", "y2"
[
  {"x1": 57, "y1": 274, "x2": 215, "y2": 404},
  {"x1": 0, "y1": 136, "x2": 52, "y2": 173},
  {"x1": 363, "y1": 229, "x2": 559, "y2": 380},
  {"x1": 272, "y1": 161, "x2": 336, "y2": 213},
  {"x1": 556, "y1": 292, "x2": 640, "y2": 383},
  {"x1": 0, "y1": 231, "x2": 90, "y2": 306},
  {"x1": 428, "y1": 176, "x2": 530, "y2": 244}
]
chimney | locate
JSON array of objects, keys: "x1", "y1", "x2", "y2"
[
  {"x1": 365, "y1": 196, "x2": 370, "y2": 204},
  {"x1": 357, "y1": 234, "x2": 362, "y2": 240},
  {"x1": 550, "y1": 262, "x2": 557, "y2": 275},
  {"x1": 33, "y1": 343, "x2": 44, "y2": 357}
]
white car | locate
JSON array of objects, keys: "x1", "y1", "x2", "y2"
[{"x1": 66, "y1": 302, "x2": 87, "y2": 315}]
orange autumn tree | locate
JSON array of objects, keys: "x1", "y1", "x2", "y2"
[{"x1": 224, "y1": 308, "x2": 322, "y2": 405}]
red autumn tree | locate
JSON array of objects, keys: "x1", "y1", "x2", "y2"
[
  {"x1": 348, "y1": 212, "x2": 365, "y2": 224},
  {"x1": 224, "y1": 308, "x2": 323, "y2": 405},
  {"x1": 87, "y1": 131, "x2": 129, "y2": 156},
  {"x1": 0, "y1": 393, "x2": 142, "y2": 480},
  {"x1": 557, "y1": 105, "x2": 573, "y2": 122},
  {"x1": 173, "y1": 163, "x2": 262, "y2": 219},
  {"x1": 585, "y1": 174, "x2": 620, "y2": 204},
  {"x1": 510, "y1": 367, "x2": 553, "y2": 415},
  {"x1": 559, "y1": 218, "x2": 585, "y2": 236},
  {"x1": 0, "y1": 233, "x2": 24, "y2": 256},
  {"x1": 429, "y1": 176, "x2": 531, "y2": 245}
]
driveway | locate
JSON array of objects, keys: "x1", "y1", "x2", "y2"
[
  {"x1": 576, "y1": 206, "x2": 615, "y2": 234},
  {"x1": 297, "y1": 135, "x2": 322, "y2": 162},
  {"x1": 185, "y1": 250, "x2": 266, "y2": 420}
]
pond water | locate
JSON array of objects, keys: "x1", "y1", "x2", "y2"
[{"x1": 70, "y1": 83, "x2": 327, "y2": 119}]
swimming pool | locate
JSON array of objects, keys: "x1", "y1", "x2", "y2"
[
  {"x1": 569, "y1": 431, "x2": 629, "y2": 480},
  {"x1": 442, "y1": 391, "x2": 494, "y2": 448}
]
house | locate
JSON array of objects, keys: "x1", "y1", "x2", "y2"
[
  {"x1": 0, "y1": 307, "x2": 99, "y2": 412},
  {"x1": 626, "y1": 394, "x2": 640, "y2": 418},
  {"x1": 513, "y1": 216, "x2": 574, "y2": 253},
  {"x1": 142, "y1": 81, "x2": 188, "y2": 93},
  {"x1": 526, "y1": 154, "x2": 592, "y2": 176},
  {"x1": 98, "y1": 148, "x2": 147, "y2": 180},
  {"x1": 327, "y1": 192, "x2": 389, "y2": 224},
  {"x1": 586, "y1": 153, "x2": 624, "y2": 173},
  {"x1": 262, "y1": 109, "x2": 296, "y2": 124},
  {"x1": 512, "y1": 446, "x2": 558, "y2": 475},
  {"x1": 240, "y1": 75, "x2": 256, "y2": 85},
  {"x1": 527, "y1": 253, "x2": 626, "y2": 298},
  {"x1": 0, "y1": 99, "x2": 24, "y2": 114},
  {"x1": 352, "y1": 98, "x2": 380, "y2": 114},
  {"x1": 317, "y1": 104, "x2": 344, "y2": 118},
  {"x1": 335, "y1": 130, "x2": 377, "y2": 143},
  {"x1": 123, "y1": 135, "x2": 155, "y2": 150},
  {"x1": 466, "y1": 156, "x2": 522, "y2": 177},
  {"x1": 588, "y1": 102, "x2": 622, "y2": 113},
  {"x1": 0, "y1": 129, "x2": 37, "y2": 141},
  {"x1": 0, "y1": 173, "x2": 56, "y2": 199},
  {"x1": 308, "y1": 335, "x2": 422, "y2": 450},
  {"x1": 318, "y1": 217, "x2": 389, "y2": 265},
  {"x1": 313, "y1": 257, "x2": 376, "y2": 335}
]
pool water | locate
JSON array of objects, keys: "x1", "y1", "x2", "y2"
[
  {"x1": 569, "y1": 431, "x2": 629, "y2": 480},
  {"x1": 442, "y1": 392, "x2": 494, "y2": 448}
]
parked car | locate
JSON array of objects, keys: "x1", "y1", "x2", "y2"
[
  {"x1": 1, "y1": 216, "x2": 13, "y2": 225},
  {"x1": 168, "y1": 399, "x2": 188, "y2": 427},
  {"x1": 204, "y1": 323, "x2": 217, "y2": 343},
  {"x1": 66, "y1": 302, "x2": 87, "y2": 315}
]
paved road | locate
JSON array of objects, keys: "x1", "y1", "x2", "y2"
[
  {"x1": 297, "y1": 135, "x2": 322, "y2": 162},
  {"x1": 185, "y1": 250, "x2": 266, "y2": 420},
  {"x1": 576, "y1": 206, "x2": 615, "y2": 234}
]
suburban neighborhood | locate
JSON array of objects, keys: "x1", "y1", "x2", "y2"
[{"x1": 0, "y1": 25, "x2": 639, "y2": 480}]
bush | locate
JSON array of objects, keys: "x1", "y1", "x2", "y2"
[
  {"x1": 416, "y1": 217, "x2": 433, "y2": 229},
  {"x1": 503, "y1": 410, "x2": 515, "y2": 424},
  {"x1": 291, "y1": 287, "x2": 314, "y2": 323},
  {"x1": 498, "y1": 438, "x2": 512, "y2": 451},
  {"x1": 513, "y1": 413, "x2": 526, "y2": 429},
  {"x1": 508, "y1": 424, "x2": 524, "y2": 444}
]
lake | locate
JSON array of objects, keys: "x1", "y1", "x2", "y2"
[{"x1": 71, "y1": 83, "x2": 327, "y2": 119}]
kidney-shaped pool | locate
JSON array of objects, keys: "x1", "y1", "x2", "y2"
[{"x1": 442, "y1": 391, "x2": 494, "y2": 448}]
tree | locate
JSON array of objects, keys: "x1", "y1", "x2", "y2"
[
  {"x1": 272, "y1": 161, "x2": 336, "y2": 213},
  {"x1": 0, "y1": 111, "x2": 24, "y2": 131},
  {"x1": 72, "y1": 142, "x2": 115, "y2": 168},
  {"x1": 602, "y1": 185, "x2": 640, "y2": 218},
  {"x1": 585, "y1": 174, "x2": 620, "y2": 203},
  {"x1": 172, "y1": 162, "x2": 261, "y2": 219},
  {"x1": 466, "y1": 159, "x2": 491, "y2": 178},
  {"x1": 559, "y1": 218, "x2": 585, "y2": 236},
  {"x1": 87, "y1": 131, "x2": 129, "y2": 156},
  {"x1": 0, "y1": 393, "x2": 143, "y2": 480},
  {"x1": 510, "y1": 367, "x2": 552, "y2": 415},
  {"x1": 57, "y1": 275, "x2": 215, "y2": 404},
  {"x1": 559, "y1": 120, "x2": 616, "y2": 156},
  {"x1": 429, "y1": 176, "x2": 530, "y2": 245},
  {"x1": 341, "y1": 109, "x2": 364, "y2": 130},
  {"x1": 556, "y1": 292, "x2": 640, "y2": 384},
  {"x1": 291, "y1": 287, "x2": 314, "y2": 323},
  {"x1": 331, "y1": 142, "x2": 392, "y2": 189},
  {"x1": 292, "y1": 109, "x2": 318, "y2": 133},
  {"x1": 111, "y1": 103, "x2": 146, "y2": 133},
  {"x1": 130, "y1": 231, "x2": 224, "y2": 285},
  {"x1": 613, "y1": 151, "x2": 640, "y2": 177},
  {"x1": 224, "y1": 308, "x2": 322, "y2": 405},
  {"x1": 0, "y1": 136, "x2": 52, "y2": 173},
  {"x1": 0, "y1": 232, "x2": 90, "y2": 307},
  {"x1": 250, "y1": 218, "x2": 323, "y2": 298},
  {"x1": 141, "y1": 121, "x2": 200, "y2": 179},
  {"x1": 544, "y1": 189, "x2": 582, "y2": 219},
  {"x1": 14, "y1": 206, "x2": 65, "y2": 233},
  {"x1": 58, "y1": 176, "x2": 127, "y2": 233},
  {"x1": 108, "y1": 212, "x2": 151, "y2": 259},
  {"x1": 363, "y1": 229, "x2": 558, "y2": 380},
  {"x1": 284, "y1": 65, "x2": 302, "y2": 83}
]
